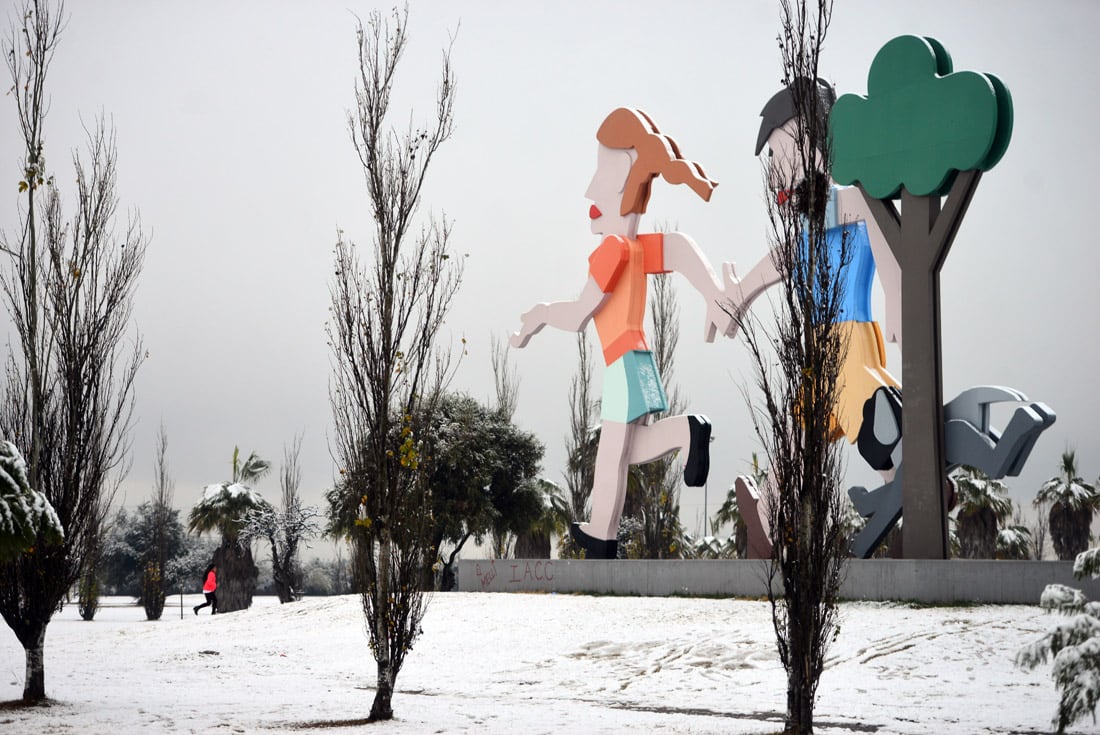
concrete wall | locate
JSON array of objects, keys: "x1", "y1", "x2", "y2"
[{"x1": 454, "y1": 558, "x2": 1100, "y2": 604}]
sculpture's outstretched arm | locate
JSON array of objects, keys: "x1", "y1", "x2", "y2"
[
  {"x1": 510, "y1": 277, "x2": 609, "y2": 348},
  {"x1": 719, "y1": 253, "x2": 783, "y2": 340},
  {"x1": 662, "y1": 231, "x2": 765, "y2": 342}
]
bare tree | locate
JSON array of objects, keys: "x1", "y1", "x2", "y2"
[
  {"x1": 490, "y1": 337, "x2": 559, "y2": 562},
  {"x1": 240, "y1": 437, "x2": 321, "y2": 603},
  {"x1": 1031, "y1": 496, "x2": 1051, "y2": 560},
  {"x1": 628, "y1": 273, "x2": 687, "y2": 558},
  {"x1": 735, "y1": 1, "x2": 847, "y2": 731},
  {"x1": 561, "y1": 332, "x2": 598, "y2": 558},
  {"x1": 491, "y1": 333, "x2": 519, "y2": 421},
  {"x1": 0, "y1": 0, "x2": 147, "y2": 702},
  {"x1": 76, "y1": 519, "x2": 103, "y2": 621},
  {"x1": 490, "y1": 335, "x2": 520, "y2": 557},
  {"x1": 143, "y1": 422, "x2": 173, "y2": 620},
  {"x1": 326, "y1": 6, "x2": 460, "y2": 722}
]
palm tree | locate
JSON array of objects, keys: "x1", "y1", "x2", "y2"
[
  {"x1": 231, "y1": 447, "x2": 271, "y2": 485},
  {"x1": 187, "y1": 447, "x2": 272, "y2": 611},
  {"x1": 953, "y1": 466, "x2": 1013, "y2": 558},
  {"x1": 1036, "y1": 451, "x2": 1099, "y2": 561},
  {"x1": 514, "y1": 479, "x2": 570, "y2": 560},
  {"x1": 712, "y1": 486, "x2": 748, "y2": 559}
]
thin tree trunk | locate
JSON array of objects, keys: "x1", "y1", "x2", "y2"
[
  {"x1": 370, "y1": 659, "x2": 394, "y2": 721},
  {"x1": 439, "y1": 533, "x2": 471, "y2": 591},
  {"x1": 369, "y1": 535, "x2": 394, "y2": 721},
  {"x1": 785, "y1": 637, "x2": 812, "y2": 734},
  {"x1": 21, "y1": 626, "x2": 46, "y2": 702},
  {"x1": 273, "y1": 575, "x2": 294, "y2": 604},
  {"x1": 271, "y1": 554, "x2": 292, "y2": 603},
  {"x1": 271, "y1": 543, "x2": 295, "y2": 603},
  {"x1": 143, "y1": 562, "x2": 166, "y2": 620}
]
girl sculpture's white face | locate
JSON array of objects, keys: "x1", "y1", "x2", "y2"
[
  {"x1": 585, "y1": 144, "x2": 639, "y2": 237},
  {"x1": 766, "y1": 118, "x2": 824, "y2": 193}
]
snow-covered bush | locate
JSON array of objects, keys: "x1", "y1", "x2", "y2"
[
  {"x1": 0, "y1": 440, "x2": 62, "y2": 560},
  {"x1": 1017, "y1": 546, "x2": 1100, "y2": 733}
]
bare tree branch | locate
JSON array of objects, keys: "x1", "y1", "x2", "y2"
[
  {"x1": 0, "y1": 0, "x2": 147, "y2": 702},
  {"x1": 734, "y1": 1, "x2": 847, "y2": 731},
  {"x1": 327, "y1": 6, "x2": 461, "y2": 722}
]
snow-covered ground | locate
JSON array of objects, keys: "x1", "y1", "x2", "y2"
[{"x1": 0, "y1": 593, "x2": 1085, "y2": 734}]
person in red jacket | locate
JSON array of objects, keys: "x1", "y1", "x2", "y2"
[{"x1": 193, "y1": 563, "x2": 217, "y2": 615}]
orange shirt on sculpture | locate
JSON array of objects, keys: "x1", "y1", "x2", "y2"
[{"x1": 588, "y1": 233, "x2": 669, "y2": 366}]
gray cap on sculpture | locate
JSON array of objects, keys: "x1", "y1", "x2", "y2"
[{"x1": 754, "y1": 77, "x2": 837, "y2": 155}]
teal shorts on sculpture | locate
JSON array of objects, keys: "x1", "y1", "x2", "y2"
[{"x1": 601, "y1": 350, "x2": 668, "y2": 423}]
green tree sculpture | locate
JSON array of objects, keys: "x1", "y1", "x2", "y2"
[{"x1": 830, "y1": 35, "x2": 1013, "y2": 558}]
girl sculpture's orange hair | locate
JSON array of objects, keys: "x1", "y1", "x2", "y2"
[{"x1": 596, "y1": 107, "x2": 718, "y2": 216}]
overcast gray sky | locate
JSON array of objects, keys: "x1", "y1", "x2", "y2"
[{"x1": 1, "y1": 0, "x2": 1097, "y2": 553}]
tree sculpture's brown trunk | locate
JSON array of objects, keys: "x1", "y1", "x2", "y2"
[{"x1": 860, "y1": 171, "x2": 983, "y2": 559}]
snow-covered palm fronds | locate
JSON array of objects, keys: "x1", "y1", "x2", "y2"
[
  {"x1": 1017, "y1": 546, "x2": 1100, "y2": 733},
  {"x1": 954, "y1": 465, "x2": 1014, "y2": 520},
  {"x1": 0, "y1": 441, "x2": 62, "y2": 560},
  {"x1": 231, "y1": 446, "x2": 272, "y2": 485},
  {"x1": 684, "y1": 533, "x2": 740, "y2": 560},
  {"x1": 189, "y1": 447, "x2": 274, "y2": 540},
  {"x1": 188, "y1": 482, "x2": 272, "y2": 539},
  {"x1": 1037, "y1": 451, "x2": 1099, "y2": 561},
  {"x1": 952, "y1": 466, "x2": 1014, "y2": 559},
  {"x1": 997, "y1": 525, "x2": 1033, "y2": 561},
  {"x1": 1076, "y1": 548, "x2": 1100, "y2": 579},
  {"x1": 1036, "y1": 451, "x2": 1099, "y2": 512}
]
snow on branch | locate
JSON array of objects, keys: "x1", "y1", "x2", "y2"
[
  {"x1": 0, "y1": 440, "x2": 63, "y2": 559},
  {"x1": 238, "y1": 497, "x2": 322, "y2": 548},
  {"x1": 1018, "y1": 546, "x2": 1100, "y2": 732}
]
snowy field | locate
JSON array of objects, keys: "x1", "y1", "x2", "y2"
[{"x1": 0, "y1": 592, "x2": 1085, "y2": 734}]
